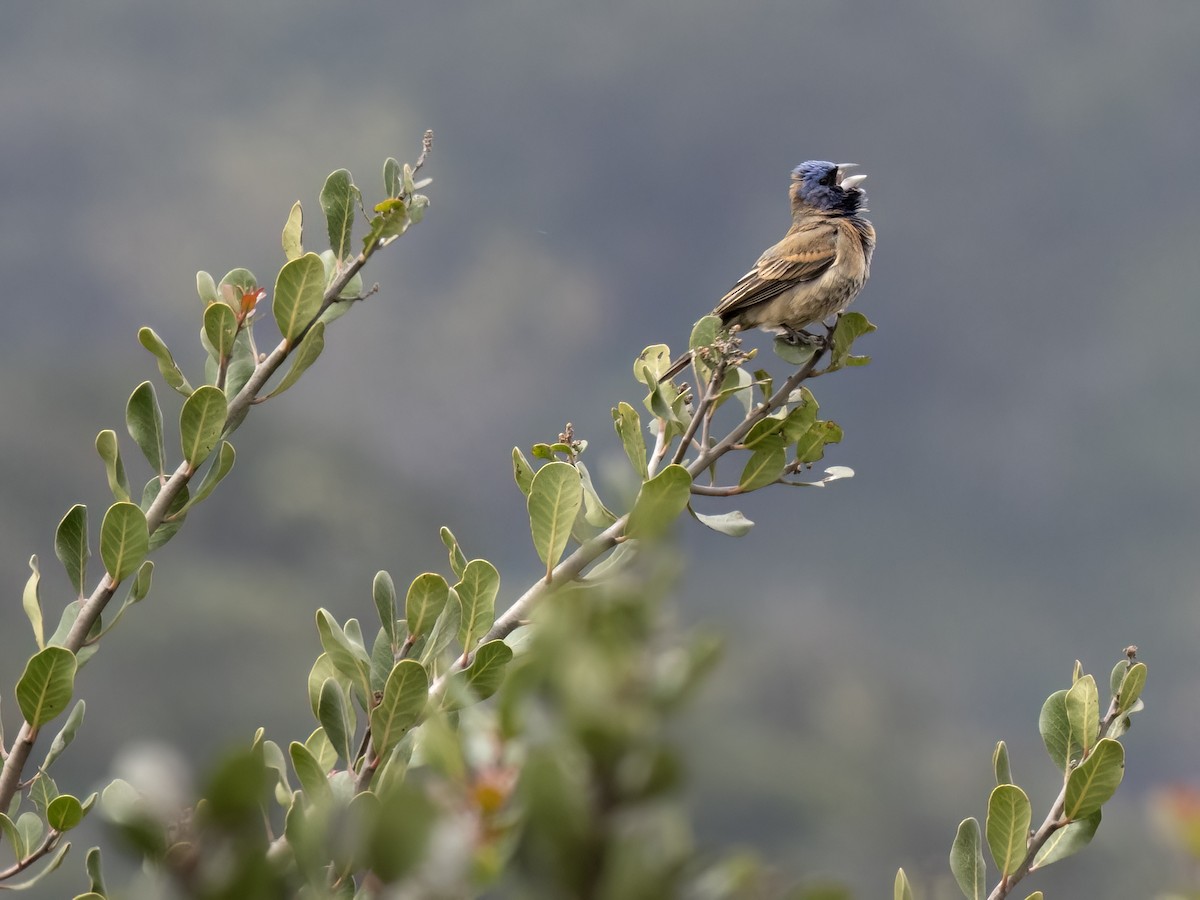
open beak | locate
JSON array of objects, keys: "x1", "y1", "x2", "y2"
[{"x1": 837, "y1": 164, "x2": 867, "y2": 190}]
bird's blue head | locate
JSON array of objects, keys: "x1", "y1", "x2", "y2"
[{"x1": 791, "y1": 160, "x2": 868, "y2": 214}]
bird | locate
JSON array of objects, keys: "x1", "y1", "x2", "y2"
[{"x1": 662, "y1": 160, "x2": 875, "y2": 380}]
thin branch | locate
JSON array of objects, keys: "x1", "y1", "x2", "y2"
[
  {"x1": 0, "y1": 142, "x2": 428, "y2": 817},
  {"x1": 0, "y1": 827, "x2": 61, "y2": 880}
]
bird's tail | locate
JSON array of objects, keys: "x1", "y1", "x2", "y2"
[{"x1": 660, "y1": 349, "x2": 694, "y2": 382}]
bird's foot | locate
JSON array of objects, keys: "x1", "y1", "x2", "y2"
[{"x1": 780, "y1": 326, "x2": 825, "y2": 348}]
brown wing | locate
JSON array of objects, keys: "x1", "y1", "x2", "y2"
[{"x1": 714, "y1": 217, "x2": 840, "y2": 320}]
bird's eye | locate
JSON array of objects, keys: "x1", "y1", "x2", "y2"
[{"x1": 818, "y1": 171, "x2": 835, "y2": 187}]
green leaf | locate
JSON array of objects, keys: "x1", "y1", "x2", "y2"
[
  {"x1": 16, "y1": 646, "x2": 77, "y2": 727},
  {"x1": 383, "y1": 158, "x2": 402, "y2": 197},
  {"x1": 1064, "y1": 738, "x2": 1124, "y2": 820},
  {"x1": 827, "y1": 311, "x2": 877, "y2": 369},
  {"x1": 42, "y1": 699, "x2": 86, "y2": 772},
  {"x1": 85, "y1": 845, "x2": 105, "y2": 895},
  {"x1": 196, "y1": 270, "x2": 219, "y2": 304},
  {"x1": 894, "y1": 868, "x2": 913, "y2": 900},
  {"x1": 373, "y1": 570, "x2": 397, "y2": 649},
  {"x1": 1039, "y1": 689, "x2": 1079, "y2": 773},
  {"x1": 1066, "y1": 674, "x2": 1100, "y2": 756},
  {"x1": 772, "y1": 335, "x2": 819, "y2": 367},
  {"x1": 626, "y1": 464, "x2": 692, "y2": 540},
  {"x1": 361, "y1": 195, "x2": 413, "y2": 254},
  {"x1": 307, "y1": 653, "x2": 342, "y2": 720},
  {"x1": 634, "y1": 345, "x2": 672, "y2": 385},
  {"x1": 99, "y1": 502, "x2": 148, "y2": 583},
  {"x1": 263, "y1": 321, "x2": 325, "y2": 399},
  {"x1": 406, "y1": 573, "x2": 450, "y2": 642},
  {"x1": 993, "y1": 740, "x2": 1012, "y2": 785},
  {"x1": 282, "y1": 201, "x2": 304, "y2": 261},
  {"x1": 456, "y1": 559, "x2": 500, "y2": 652},
  {"x1": 317, "y1": 678, "x2": 352, "y2": 763},
  {"x1": 95, "y1": 430, "x2": 130, "y2": 502},
  {"x1": 577, "y1": 461, "x2": 617, "y2": 528},
  {"x1": 512, "y1": 446, "x2": 535, "y2": 496},
  {"x1": 739, "y1": 439, "x2": 787, "y2": 491},
  {"x1": 370, "y1": 660, "x2": 429, "y2": 758},
  {"x1": 691, "y1": 509, "x2": 755, "y2": 537},
  {"x1": 320, "y1": 169, "x2": 361, "y2": 261},
  {"x1": 949, "y1": 817, "x2": 985, "y2": 900},
  {"x1": 1031, "y1": 810, "x2": 1099, "y2": 869},
  {"x1": 421, "y1": 591, "x2": 462, "y2": 671},
  {"x1": 138, "y1": 327, "x2": 194, "y2": 397},
  {"x1": 23, "y1": 555, "x2": 44, "y2": 650},
  {"x1": 289, "y1": 741, "x2": 332, "y2": 807},
  {"x1": 223, "y1": 330, "x2": 256, "y2": 399},
  {"x1": 444, "y1": 640, "x2": 513, "y2": 711},
  {"x1": 273, "y1": 252, "x2": 326, "y2": 344},
  {"x1": 1115, "y1": 661, "x2": 1147, "y2": 714},
  {"x1": 315, "y1": 610, "x2": 371, "y2": 704},
  {"x1": 125, "y1": 382, "x2": 166, "y2": 476},
  {"x1": 202, "y1": 301, "x2": 238, "y2": 365},
  {"x1": 179, "y1": 385, "x2": 227, "y2": 468},
  {"x1": 47, "y1": 794, "x2": 85, "y2": 831},
  {"x1": 440, "y1": 527, "x2": 468, "y2": 580},
  {"x1": 54, "y1": 505, "x2": 90, "y2": 600},
  {"x1": 527, "y1": 461, "x2": 583, "y2": 578},
  {"x1": 183, "y1": 440, "x2": 236, "y2": 511},
  {"x1": 986, "y1": 784, "x2": 1031, "y2": 877},
  {"x1": 612, "y1": 401, "x2": 648, "y2": 478}
]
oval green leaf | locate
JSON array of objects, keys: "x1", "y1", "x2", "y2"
[
  {"x1": 100, "y1": 501, "x2": 148, "y2": 583},
  {"x1": 126, "y1": 381, "x2": 166, "y2": 476},
  {"x1": 1031, "y1": 810, "x2": 1100, "y2": 869},
  {"x1": 986, "y1": 783, "x2": 1031, "y2": 877},
  {"x1": 95, "y1": 429, "x2": 130, "y2": 502},
  {"x1": 992, "y1": 740, "x2": 1012, "y2": 786},
  {"x1": 54, "y1": 505, "x2": 90, "y2": 599},
  {"x1": 1066, "y1": 674, "x2": 1099, "y2": 756},
  {"x1": 612, "y1": 401, "x2": 648, "y2": 478},
  {"x1": 440, "y1": 527, "x2": 468, "y2": 580},
  {"x1": 42, "y1": 698, "x2": 86, "y2": 772},
  {"x1": 23, "y1": 555, "x2": 44, "y2": 649},
  {"x1": 406, "y1": 572, "x2": 450, "y2": 642},
  {"x1": 179, "y1": 385, "x2": 228, "y2": 468},
  {"x1": 1116, "y1": 662, "x2": 1147, "y2": 715},
  {"x1": 315, "y1": 609, "x2": 371, "y2": 703},
  {"x1": 289, "y1": 740, "x2": 332, "y2": 807},
  {"x1": 894, "y1": 868, "x2": 913, "y2": 900},
  {"x1": 373, "y1": 570, "x2": 397, "y2": 647},
  {"x1": 456, "y1": 559, "x2": 500, "y2": 652},
  {"x1": 527, "y1": 461, "x2": 583, "y2": 578},
  {"x1": 47, "y1": 794, "x2": 84, "y2": 832},
  {"x1": 512, "y1": 446, "x2": 535, "y2": 496},
  {"x1": 203, "y1": 301, "x2": 238, "y2": 366},
  {"x1": 138, "y1": 327, "x2": 194, "y2": 397},
  {"x1": 949, "y1": 817, "x2": 985, "y2": 900},
  {"x1": 273, "y1": 252, "x2": 326, "y2": 344},
  {"x1": 320, "y1": 169, "x2": 360, "y2": 261},
  {"x1": 1064, "y1": 738, "x2": 1124, "y2": 820},
  {"x1": 283, "y1": 200, "x2": 303, "y2": 261},
  {"x1": 626, "y1": 464, "x2": 692, "y2": 541},
  {"x1": 443, "y1": 640, "x2": 513, "y2": 711},
  {"x1": 692, "y1": 509, "x2": 755, "y2": 537},
  {"x1": 317, "y1": 678, "x2": 352, "y2": 763},
  {"x1": 370, "y1": 660, "x2": 429, "y2": 758},
  {"x1": 17, "y1": 646, "x2": 78, "y2": 727},
  {"x1": 1039, "y1": 689, "x2": 1078, "y2": 773}
]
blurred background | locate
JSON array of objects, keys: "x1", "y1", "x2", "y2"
[{"x1": 2, "y1": 1, "x2": 1198, "y2": 896}]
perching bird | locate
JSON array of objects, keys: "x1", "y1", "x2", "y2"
[{"x1": 663, "y1": 160, "x2": 875, "y2": 380}]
